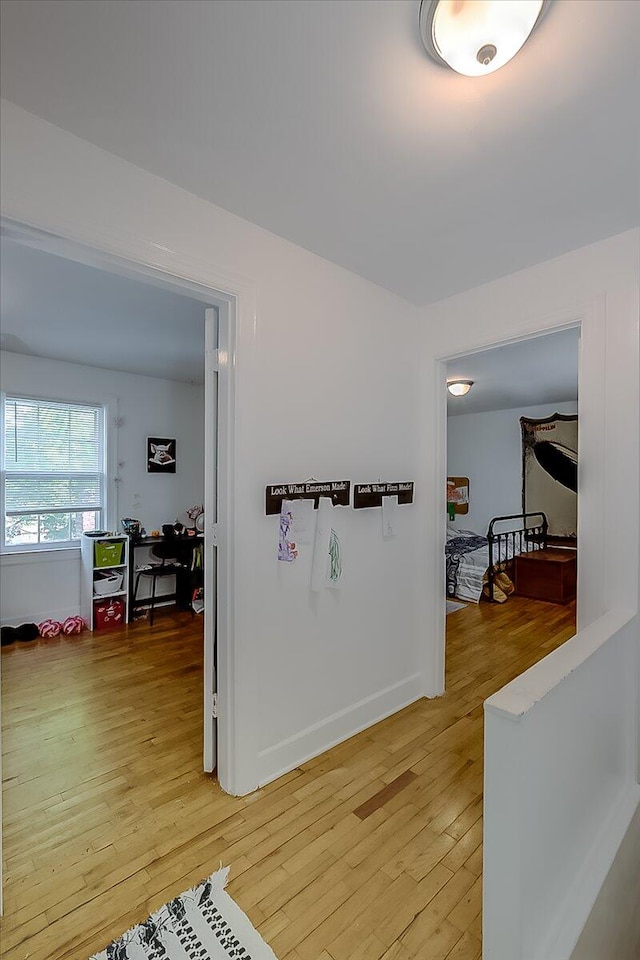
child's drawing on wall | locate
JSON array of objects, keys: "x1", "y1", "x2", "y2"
[
  {"x1": 278, "y1": 503, "x2": 298, "y2": 562},
  {"x1": 328, "y1": 528, "x2": 342, "y2": 582}
]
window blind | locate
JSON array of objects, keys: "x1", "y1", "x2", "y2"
[{"x1": 3, "y1": 396, "x2": 104, "y2": 516}]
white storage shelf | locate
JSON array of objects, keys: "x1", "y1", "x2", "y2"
[{"x1": 80, "y1": 534, "x2": 130, "y2": 631}]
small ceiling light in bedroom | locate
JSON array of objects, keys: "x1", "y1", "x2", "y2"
[
  {"x1": 419, "y1": 0, "x2": 549, "y2": 77},
  {"x1": 447, "y1": 379, "x2": 474, "y2": 397}
]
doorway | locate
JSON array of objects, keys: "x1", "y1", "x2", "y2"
[
  {"x1": 0, "y1": 220, "x2": 237, "y2": 860},
  {"x1": 438, "y1": 326, "x2": 581, "y2": 692}
]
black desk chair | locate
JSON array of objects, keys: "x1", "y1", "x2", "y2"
[{"x1": 133, "y1": 542, "x2": 182, "y2": 626}]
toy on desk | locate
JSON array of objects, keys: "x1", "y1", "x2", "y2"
[
  {"x1": 185, "y1": 503, "x2": 204, "y2": 525},
  {"x1": 121, "y1": 517, "x2": 142, "y2": 537},
  {"x1": 176, "y1": 504, "x2": 204, "y2": 534}
]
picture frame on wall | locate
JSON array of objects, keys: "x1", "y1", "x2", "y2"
[
  {"x1": 447, "y1": 476, "x2": 469, "y2": 515},
  {"x1": 147, "y1": 437, "x2": 176, "y2": 474}
]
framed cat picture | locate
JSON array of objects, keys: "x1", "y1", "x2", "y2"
[{"x1": 147, "y1": 437, "x2": 177, "y2": 474}]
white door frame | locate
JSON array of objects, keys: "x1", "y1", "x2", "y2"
[
  {"x1": 0, "y1": 216, "x2": 253, "y2": 796},
  {"x1": 431, "y1": 300, "x2": 606, "y2": 694},
  {"x1": 203, "y1": 306, "x2": 218, "y2": 774}
]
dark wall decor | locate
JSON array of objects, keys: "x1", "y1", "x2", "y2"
[
  {"x1": 353, "y1": 482, "x2": 414, "y2": 509},
  {"x1": 147, "y1": 437, "x2": 177, "y2": 474},
  {"x1": 521, "y1": 414, "x2": 577, "y2": 540},
  {"x1": 265, "y1": 480, "x2": 350, "y2": 515}
]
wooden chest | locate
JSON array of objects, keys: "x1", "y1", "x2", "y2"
[{"x1": 514, "y1": 549, "x2": 577, "y2": 605}]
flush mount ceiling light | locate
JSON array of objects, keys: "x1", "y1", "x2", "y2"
[
  {"x1": 419, "y1": 0, "x2": 550, "y2": 77},
  {"x1": 447, "y1": 379, "x2": 474, "y2": 396}
]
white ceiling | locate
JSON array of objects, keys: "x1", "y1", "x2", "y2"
[
  {"x1": 1, "y1": 0, "x2": 638, "y2": 306},
  {"x1": 446, "y1": 327, "x2": 579, "y2": 416},
  {"x1": 0, "y1": 238, "x2": 207, "y2": 382},
  {"x1": 0, "y1": 241, "x2": 578, "y2": 404}
]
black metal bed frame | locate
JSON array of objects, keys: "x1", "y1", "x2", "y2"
[{"x1": 486, "y1": 512, "x2": 548, "y2": 602}]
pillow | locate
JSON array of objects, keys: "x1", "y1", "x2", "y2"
[{"x1": 62, "y1": 615, "x2": 86, "y2": 636}]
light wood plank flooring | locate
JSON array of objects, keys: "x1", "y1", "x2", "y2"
[{"x1": 1, "y1": 598, "x2": 575, "y2": 959}]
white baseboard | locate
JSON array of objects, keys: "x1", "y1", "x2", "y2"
[
  {"x1": 257, "y1": 673, "x2": 423, "y2": 788},
  {"x1": 536, "y1": 785, "x2": 640, "y2": 960},
  {"x1": 1, "y1": 606, "x2": 79, "y2": 628}
]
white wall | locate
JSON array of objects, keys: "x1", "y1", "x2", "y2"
[
  {"x1": 0, "y1": 102, "x2": 425, "y2": 794},
  {"x1": 447, "y1": 400, "x2": 578, "y2": 535},
  {"x1": 484, "y1": 610, "x2": 640, "y2": 960},
  {"x1": 570, "y1": 804, "x2": 640, "y2": 960},
  {"x1": 421, "y1": 229, "x2": 639, "y2": 958},
  {"x1": 0, "y1": 351, "x2": 204, "y2": 625}
]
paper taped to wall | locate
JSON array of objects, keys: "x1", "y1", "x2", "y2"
[
  {"x1": 311, "y1": 498, "x2": 332, "y2": 589},
  {"x1": 327, "y1": 526, "x2": 343, "y2": 589},
  {"x1": 290, "y1": 497, "x2": 315, "y2": 545},
  {"x1": 382, "y1": 495, "x2": 398, "y2": 539},
  {"x1": 278, "y1": 500, "x2": 299, "y2": 562},
  {"x1": 310, "y1": 498, "x2": 344, "y2": 591}
]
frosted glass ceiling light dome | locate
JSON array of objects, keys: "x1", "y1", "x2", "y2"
[
  {"x1": 447, "y1": 379, "x2": 474, "y2": 396},
  {"x1": 419, "y1": 0, "x2": 549, "y2": 77}
]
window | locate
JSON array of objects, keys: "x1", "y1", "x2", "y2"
[{"x1": 1, "y1": 395, "x2": 106, "y2": 551}]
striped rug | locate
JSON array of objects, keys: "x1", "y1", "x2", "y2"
[
  {"x1": 90, "y1": 867, "x2": 278, "y2": 960},
  {"x1": 446, "y1": 599, "x2": 466, "y2": 614}
]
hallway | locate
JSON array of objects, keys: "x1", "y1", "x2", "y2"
[{"x1": 1, "y1": 598, "x2": 575, "y2": 959}]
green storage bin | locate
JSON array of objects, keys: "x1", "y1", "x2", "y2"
[{"x1": 94, "y1": 539, "x2": 124, "y2": 567}]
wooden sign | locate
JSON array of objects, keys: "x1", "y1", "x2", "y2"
[
  {"x1": 353, "y1": 482, "x2": 414, "y2": 509},
  {"x1": 265, "y1": 480, "x2": 351, "y2": 515}
]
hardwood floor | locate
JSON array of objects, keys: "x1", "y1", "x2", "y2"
[{"x1": 1, "y1": 597, "x2": 576, "y2": 960}]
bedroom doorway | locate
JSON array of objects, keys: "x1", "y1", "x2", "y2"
[
  {"x1": 0, "y1": 219, "x2": 236, "y2": 786},
  {"x1": 443, "y1": 328, "x2": 579, "y2": 686}
]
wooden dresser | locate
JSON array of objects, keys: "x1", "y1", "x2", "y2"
[{"x1": 514, "y1": 548, "x2": 577, "y2": 604}]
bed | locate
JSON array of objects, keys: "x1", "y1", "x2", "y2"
[{"x1": 446, "y1": 512, "x2": 548, "y2": 603}]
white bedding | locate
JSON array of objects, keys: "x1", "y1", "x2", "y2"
[{"x1": 446, "y1": 525, "x2": 515, "y2": 603}]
